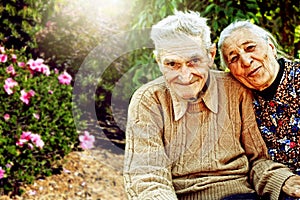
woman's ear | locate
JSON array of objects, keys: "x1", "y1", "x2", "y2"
[
  {"x1": 208, "y1": 43, "x2": 217, "y2": 66},
  {"x1": 268, "y1": 38, "x2": 277, "y2": 57}
]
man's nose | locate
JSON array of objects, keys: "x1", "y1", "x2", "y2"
[
  {"x1": 240, "y1": 53, "x2": 252, "y2": 68},
  {"x1": 179, "y1": 64, "x2": 192, "y2": 82}
]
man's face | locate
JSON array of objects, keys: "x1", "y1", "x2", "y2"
[
  {"x1": 157, "y1": 37, "x2": 215, "y2": 102},
  {"x1": 221, "y1": 28, "x2": 279, "y2": 91}
]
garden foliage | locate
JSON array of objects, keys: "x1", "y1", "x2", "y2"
[
  {"x1": 0, "y1": 45, "x2": 84, "y2": 195},
  {"x1": 0, "y1": 0, "x2": 54, "y2": 53}
]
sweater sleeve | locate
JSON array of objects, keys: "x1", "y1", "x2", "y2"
[
  {"x1": 123, "y1": 88, "x2": 178, "y2": 200},
  {"x1": 239, "y1": 88, "x2": 294, "y2": 200}
]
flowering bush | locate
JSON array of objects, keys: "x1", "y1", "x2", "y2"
[{"x1": 0, "y1": 45, "x2": 92, "y2": 196}]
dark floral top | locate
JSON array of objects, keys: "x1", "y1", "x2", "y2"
[{"x1": 253, "y1": 58, "x2": 300, "y2": 175}]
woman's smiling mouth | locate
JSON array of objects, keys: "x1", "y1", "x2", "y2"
[{"x1": 247, "y1": 66, "x2": 261, "y2": 77}]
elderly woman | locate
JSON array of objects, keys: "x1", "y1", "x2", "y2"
[{"x1": 218, "y1": 21, "x2": 300, "y2": 177}]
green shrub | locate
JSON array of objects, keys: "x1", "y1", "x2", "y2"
[
  {"x1": 0, "y1": 45, "x2": 86, "y2": 196},
  {"x1": 0, "y1": 0, "x2": 54, "y2": 53}
]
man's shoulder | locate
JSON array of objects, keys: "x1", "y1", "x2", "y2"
[
  {"x1": 211, "y1": 70, "x2": 242, "y2": 85},
  {"x1": 210, "y1": 70, "x2": 250, "y2": 93}
]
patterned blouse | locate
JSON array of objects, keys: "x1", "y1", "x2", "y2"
[{"x1": 253, "y1": 58, "x2": 300, "y2": 175}]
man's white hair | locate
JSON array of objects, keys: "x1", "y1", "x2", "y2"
[{"x1": 150, "y1": 10, "x2": 212, "y2": 57}]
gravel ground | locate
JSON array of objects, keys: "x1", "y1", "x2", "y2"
[
  {"x1": 0, "y1": 148, "x2": 126, "y2": 200},
  {"x1": 0, "y1": 123, "x2": 127, "y2": 200}
]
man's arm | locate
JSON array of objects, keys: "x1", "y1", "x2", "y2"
[{"x1": 123, "y1": 88, "x2": 177, "y2": 200}]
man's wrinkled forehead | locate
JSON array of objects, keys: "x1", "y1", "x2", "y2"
[{"x1": 155, "y1": 35, "x2": 206, "y2": 57}]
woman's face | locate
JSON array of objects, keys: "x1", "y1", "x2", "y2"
[{"x1": 221, "y1": 28, "x2": 279, "y2": 91}]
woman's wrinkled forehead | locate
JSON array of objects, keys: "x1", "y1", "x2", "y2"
[{"x1": 222, "y1": 28, "x2": 265, "y2": 49}]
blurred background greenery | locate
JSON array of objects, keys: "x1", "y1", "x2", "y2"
[{"x1": 1, "y1": 0, "x2": 299, "y2": 143}]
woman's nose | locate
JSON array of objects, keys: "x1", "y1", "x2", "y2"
[{"x1": 240, "y1": 53, "x2": 252, "y2": 68}]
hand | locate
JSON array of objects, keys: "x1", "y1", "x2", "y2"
[{"x1": 282, "y1": 175, "x2": 300, "y2": 198}]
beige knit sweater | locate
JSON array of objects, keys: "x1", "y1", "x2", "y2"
[{"x1": 123, "y1": 70, "x2": 294, "y2": 200}]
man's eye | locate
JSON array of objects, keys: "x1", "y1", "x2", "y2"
[
  {"x1": 187, "y1": 58, "x2": 201, "y2": 67},
  {"x1": 168, "y1": 61, "x2": 176, "y2": 67},
  {"x1": 165, "y1": 61, "x2": 180, "y2": 69},
  {"x1": 191, "y1": 58, "x2": 201, "y2": 64}
]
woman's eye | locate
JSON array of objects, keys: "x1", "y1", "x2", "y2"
[
  {"x1": 246, "y1": 45, "x2": 256, "y2": 51},
  {"x1": 230, "y1": 56, "x2": 238, "y2": 63}
]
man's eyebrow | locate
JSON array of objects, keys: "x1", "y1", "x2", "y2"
[
  {"x1": 162, "y1": 58, "x2": 174, "y2": 63},
  {"x1": 189, "y1": 54, "x2": 201, "y2": 59}
]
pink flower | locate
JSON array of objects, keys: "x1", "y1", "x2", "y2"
[
  {"x1": 58, "y1": 71, "x2": 72, "y2": 85},
  {"x1": 79, "y1": 131, "x2": 95, "y2": 150},
  {"x1": 11, "y1": 54, "x2": 17, "y2": 62},
  {"x1": 16, "y1": 132, "x2": 44, "y2": 149},
  {"x1": 20, "y1": 89, "x2": 35, "y2": 104},
  {"x1": 4, "y1": 113, "x2": 10, "y2": 121},
  {"x1": 6, "y1": 65, "x2": 16, "y2": 76},
  {"x1": 16, "y1": 139, "x2": 26, "y2": 147},
  {"x1": 27, "y1": 58, "x2": 39, "y2": 71},
  {"x1": 30, "y1": 134, "x2": 44, "y2": 149},
  {"x1": 0, "y1": 54, "x2": 7, "y2": 62},
  {"x1": 18, "y1": 62, "x2": 26, "y2": 68},
  {"x1": 33, "y1": 113, "x2": 40, "y2": 120},
  {"x1": 16, "y1": 131, "x2": 32, "y2": 147},
  {"x1": 37, "y1": 64, "x2": 50, "y2": 76},
  {"x1": 20, "y1": 131, "x2": 32, "y2": 140},
  {"x1": 4, "y1": 78, "x2": 18, "y2": 95},
  {"x1": 48, "y1": 90, "x2": 53, "y2": 94},
  {"x1": 0, "y1": 167, "x2": 5, "y2": 179},
  {"x1": 5, "y1": 163, "x2": 12, "y2": 168},
  {"x1": 27, "y1": 58, "x2": 50, "y2": 76}
]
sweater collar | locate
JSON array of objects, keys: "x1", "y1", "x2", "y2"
[{"x1": 172, "y1": 71, "x2": 218, "y2": 121}]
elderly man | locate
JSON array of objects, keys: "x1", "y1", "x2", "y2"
[{"x1": 123, "y1": 11, "x2": 300, "y2": 200}]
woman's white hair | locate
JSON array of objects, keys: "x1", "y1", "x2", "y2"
[
  {"x1": 218, "y1": 20, "x2": 279, "y2": 68},
  {"x1": 150, "y1": 10, "x2": 212, "y2": 57}
]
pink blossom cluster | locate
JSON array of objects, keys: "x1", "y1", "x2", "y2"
[
  {"x1": 79, "y1": 131, "x2": 95, "y2": 150},
  {"x1": 27, "y1": 58, "x2": 50, "y2": 76},
  {"x1": 1, "y1": 45, "x2": 89, "y2": 181},
  {"x1": 16, "y1": 131, "x2": 45, "y2": 149}
]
